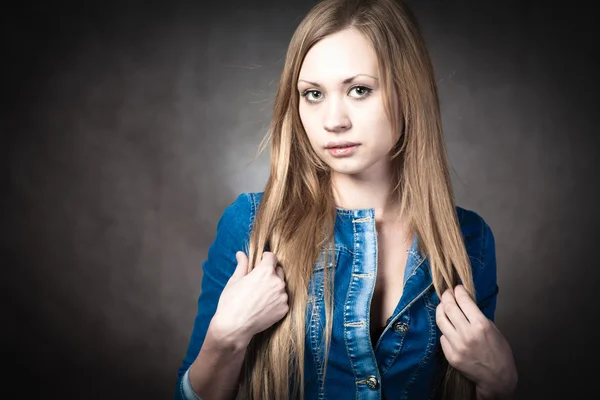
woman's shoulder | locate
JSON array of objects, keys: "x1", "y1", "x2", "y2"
[
  {"x1": 238, "y1": 191, "x2": 264, "y2": 214},
  {"x1": 454, "y1": 206, "x2": 496, "y2": 276},
  {"x1": 223, "y1": 191, "x2": 265, "y2": 209},
  {"x1": 455, "y1": 206, "x2": 494, "y2": 247},
  {"x1": 252, "y1": 191, "x2": 265, "y2": 205},
  {"x1": 221, "y1": 191, "x2": 266, "y2": 227},
  {"x1": 216, "y1": 192, "x2": 263, "y2": 232}
]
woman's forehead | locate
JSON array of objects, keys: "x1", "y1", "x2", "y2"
[{"x1": 298, "y1": 30, "x2": 379, "y2": 85}]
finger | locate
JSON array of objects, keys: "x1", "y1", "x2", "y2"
[
  {"x1": 229, "y1": 251, "x2": 248, "y2": 282},
  {"x1": 259, "y1": 251, "x2": 278, "y2": 268},
  {"x1": 453, "y1": 285, "x2": 486, "y2": 324},
  {"x1": 441, "y1": 288, "x2": 470, "y2": 334},
  {"x1": 436, "y1": 302, "x2": 460, "y2": 345},
  {"x1": 439, "y1": 334, "x2": 455, "y2": 360},
  {"x1": 275, "y1": 265, "x2": 285, "y2": 281}
]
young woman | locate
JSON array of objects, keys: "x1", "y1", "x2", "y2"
[{"x1": 174, "y1": 0, "x2": 518, "y2": 399}]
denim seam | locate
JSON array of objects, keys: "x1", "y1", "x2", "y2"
[
  {"x1": 310, "y1": 270, "x2": 325, "y2": 399},
  {"x1": 316, "y1": 249, "x2": 341, "y2": 400},
  {"x1": 348, "y1": 215, "x2": 382, "y2": 399},
  {"x1": 480, "y1": 220, "x2": 487, "y2": 263},
  {"x1": 423, "y1": 286, "x2": 439, "y2": 311},
  {"x1": 344, "y1": 217, "x2": 361, "y2": 400},
  {"x1": 403, "y1": 290, "x2": 437, "y2": 398},
  {"x1": 467, "y1": 217, "x2": 487, "y2": 274},
  {"x1": 475, "y1": 218, "x2": 487, "y2": 300},
  {"x1": 314, "y1": 248, "x2": 349, "y2": 271},
  {"x1": 404, "y1": 255, "x2": 426, "y2": 284},
  {"x1": 249, "y1": 192, "x2": 257, "y2": 231},
  {"x1": 379, "y1": 311, "x2": 410, "y2": 376},
  {"x1": 380, "y1": 280, "x2": 432, "y2": 377}
]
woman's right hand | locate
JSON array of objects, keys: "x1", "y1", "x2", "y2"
[{"x1": 210, "y1": 251, "x2": 289, "y2": 347}]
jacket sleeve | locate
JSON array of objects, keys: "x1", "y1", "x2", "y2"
[
  {"x1": 472, "y1": 217, "x2": 499, "y2": 322},
  {"x1": 174, "y1": 192, "x2": 255, "y2": 400},
  {"x1": 457, "y1": 207, "x2": 499, "y2": 322}
]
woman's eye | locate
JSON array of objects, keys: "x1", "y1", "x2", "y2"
[
  {"x1": 302, "y1": 90, "x2": 323, "y2": 102},
  {"x1": 349, "y1": 86, "x2": 372, "y2": 98}
]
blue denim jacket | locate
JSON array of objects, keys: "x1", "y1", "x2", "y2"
[{"x1": 175, "y1": 192, "x2": 498, "y2": 400}]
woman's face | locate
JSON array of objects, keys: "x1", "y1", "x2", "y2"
[{"x1": 297, "y1": 28, "x2": 400, "y2": 179}]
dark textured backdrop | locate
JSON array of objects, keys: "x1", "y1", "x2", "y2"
[{"x1": 3, "y1": 0, "x2": 598, "y2": 398}]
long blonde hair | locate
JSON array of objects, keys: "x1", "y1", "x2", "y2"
[{"x1": 237, "y1": 0, "x2": 476, "y2": 399}]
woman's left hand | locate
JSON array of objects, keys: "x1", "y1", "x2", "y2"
[{"x1": 436, "y1": 285, "x2": 518, "y2": 399}]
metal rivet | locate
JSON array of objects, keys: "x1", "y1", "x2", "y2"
[
  {"x1": 366, "y1": 375, "x2": 379, "y2": 390},
  {"x1": 393, "y1": 321, "x2": 409, "y2": 334}
]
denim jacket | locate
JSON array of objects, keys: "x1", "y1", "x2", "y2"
[{"x1": 175, "y1": 192, "x2": 498, "y2": 400}]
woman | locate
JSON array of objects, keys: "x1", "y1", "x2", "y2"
[{"x1": 175, "y1": 0, "x2": 518, "y2": 399}]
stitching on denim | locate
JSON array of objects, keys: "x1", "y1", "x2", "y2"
[
  {"x1": 480, "y1": 219, "x2": 487, "y2": 264},
  {"x1": 344, "y1": 321, "x2": 367, "y2": 327},
  {"x1": 377, "y1": 278, "x2": 432, "y2": 351},
  {"x1": 314, "y1": 247, "x2": 346, "y2": 272},
  {"x1": 403, "y1": 294, "x2": 437, "y2": 398},
  {"x1": 336, "y1": 209, "x2": 355, "y2": 215},
  {"x1": 311, "y1": 249, "x2": 341, "y2": 400},
  {"x1": 352, "y1": 216, "x2": 372, "y2": 223},
  {"x1": 352, "y1": 272, "x2": 375, "y2": 278},
  {"x1": 343, "y1": 218, "x2": 360, "y2": 399},
  {"x1": 407, "y1": 249, "x2": 423, "y2": 266},
  {"x1": 343, "y1": 214, "x2": 381, "y2": 399},
  {"x1": 243, "y1": 192, "x2": 257, "y2": 258},
  {"x1": 309, "y1": 269, "x2": 325, "y2": 397},
  {"x1": 423, "y1": 286, "x2": 440, "y2": 311},
  {"x1": 308, "y1": 288, "x2": 319, "y2": 365},
  {"x1": 249, "y1": 192, "x2": 256, "y2": 228},
  {"x1": 355, "y1": 216, "x2": 383, "y2": 398},
  {"x1": 338, "y1": 246, "x2": 354, "y2": 256},
  {"x1": 403, "y1": 255, "x2": 427, "y2": 286},
  {"x1": 475, "y1": 219, "x2": 487, "y2": 300},
  {"x1": 380, "y1": 281, "x2": 432, "y2": 372},
  {"x1": 380, "y1": 311, "x2": 410, "y2": 376},
  {"x1": 316, "y1": 245, "x2": 353, "y2": 260}
]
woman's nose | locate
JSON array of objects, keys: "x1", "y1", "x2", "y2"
[{"x1": 323, "y1": 97, "x2": 352, "y2": 132}]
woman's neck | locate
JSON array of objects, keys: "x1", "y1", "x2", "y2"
[{"x1": 331, "y1": 170, "x2": 401, "y2": 224}]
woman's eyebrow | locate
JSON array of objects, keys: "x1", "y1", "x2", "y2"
[{"x1": 297, "y1": 74, "x2": 379, "y2": 88}]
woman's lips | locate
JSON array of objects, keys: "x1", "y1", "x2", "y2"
[{"x1": 327, "y1": 144, "x2": 359, "y2": 157}]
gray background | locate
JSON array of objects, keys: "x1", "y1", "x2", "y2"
[{"x1": 3, "y1": 0, "x2": 597, "y2": 398}]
